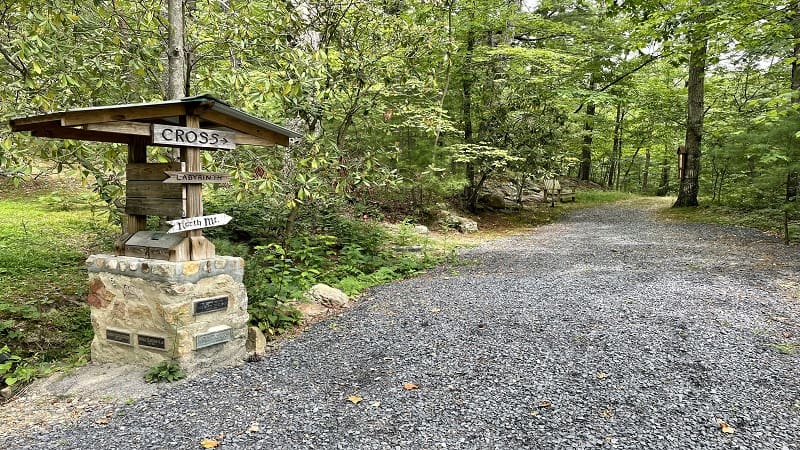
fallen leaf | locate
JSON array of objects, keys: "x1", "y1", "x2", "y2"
[
  {"x1": 430, "y1": 308, "x2": 442, "y2": 313},
  {"x1": 538, "y1": 400, "x2": 552, "y2": 408},
  {"x1": 370, "y1": 401, "x2": 382, "y2": 408},
  {"x1": 596, "y1": 372, "x2": 609, "y2": 380},
  {"x1": 403, "y1": 382, "x2": 419, "y2": 390},
  {"x1": 200, "y1": 438, "x2": 220, "y2": 449},
  {"x1": 95, "y1": 417, "x2": 109, "y2": 425},
  {"x1": 717, "y1": 419, "x2": 735, "y2": 434},
  {"x1": 247, "y1": 421, "x2": 260, "y2": 433},
  {"x1": 348, "y1": 395, "x2": 363, "y2": 404}
]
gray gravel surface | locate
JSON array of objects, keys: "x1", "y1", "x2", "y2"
[{"x1": 6, "y1": 202, "x2": 800, "y2": 449}]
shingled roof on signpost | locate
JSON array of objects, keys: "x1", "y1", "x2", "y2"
[
  {"x1": 9, "y1": 94, "x2": 301, "y2": 147},
  {"x1": 9, "y1": 94, "x2": 302, "y2": 261}
]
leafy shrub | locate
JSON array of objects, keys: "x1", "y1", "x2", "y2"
[{"x1": 144, "y1": 360, "x2": 186, "y2": 383}]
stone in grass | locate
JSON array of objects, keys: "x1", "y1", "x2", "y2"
[
  {"x1": 440, "y1": 211, "x2": 478, "y2": 233},
  {"x1": 246, "y1": 326, "x2": 267, "y2": 354},
  {"x1": 413, "y1": 225, "x2": 430, "y2": 235},
  {"x1": 305, "y1": 284, "x2": 350, "y2": 309},
  {"x1": 292, "y1": 301, "x2": 329, "y2": 321}
]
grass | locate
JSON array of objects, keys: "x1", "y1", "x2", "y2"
[
  {"x1": 0, "y1": 177, "x2": 114, "y2": 389},
  {"x1": 659, "y1": 199, "x2": 800, "y2": 243}
]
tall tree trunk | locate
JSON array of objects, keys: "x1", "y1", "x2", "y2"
[
  {"x1": 674, "y1": 28, "x2": 707, "y2": 207},
  {"x1": 578, "y1": 78, "x2": 597, "y2": 181},
  {"x1": 642, "y1": 147, "x2": 651, "y2": 192},
  {"x1": 657, "y1": 156, "x2": 670, "y2": 196},
  {"x1": 607, "y1": 103, "x2": 623, "y2": 188},
  {"x1": 462, "y1": 27, "x2": 476, "y2": 212},
  {"x1": 789, "y1": 0, "x2": 800, "y2": 202},
  {"x1": 167, "y1": 0, "x2": 186, "y2": 100}
]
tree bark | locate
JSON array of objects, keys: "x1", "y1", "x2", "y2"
[
  {"x1": 673, "y1": 29, "x2": 707, "y2": 207},
  {"x1": 578, "y1": 79, "x2": 597, "y2": 181},
  {"x1": 167, "y1": 0, "x2": 186, "y2": 100},
  {"x1": 642, "y1": 147, "x2": 651, "y2": 192},
  {"x1": 462, "y1": 27, "x2": 477, "y2": 212},
  {"x1": 607, "y1": 102, "x2": 623, "y2": 188}
]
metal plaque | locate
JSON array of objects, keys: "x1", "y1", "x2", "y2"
[
  {"x1": 195, "y1": 328, "x2": 233, "y2": 350},
  {"x1": 137, "y1": 334, "x2": 166, "y2": 350},
  {"x1": 106, "y1": 329, "x2": 131, "y2": 345},
  {"x1": 193, "y1": 296, "x2": 229, "y2": 315}
]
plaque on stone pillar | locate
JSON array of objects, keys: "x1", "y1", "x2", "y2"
[
  {"x1": 138, "y1": 334, "x2": 166, "y2": 350},
  {"x1": 195, "y1": 327, "x2": 233, "y2": 350},
  {"x1": 106, "y1": 329, "x2": 131, "y2": 345},
  {"x1": 193, "y1": 296, "x2": 229, "y2": 315}
]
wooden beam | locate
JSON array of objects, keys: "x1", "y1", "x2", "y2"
[
  {"x1": 195, "y1": 109, "x2": 287, "y2": 146},
  {"x1": 125, "y1": 198, "x2": 185, "y2": 217},
  {"x1": 8, "y1": 117, "x2": 61, "y2": 132},
  {"x1": 127, "y1": 162, "x2": 182, "y2": 181},
  {"x1": 127, "y1": 181, "x2": 184, "y2": 199},
  {"x1": 31, "y1": 127, "x2": 132, "y2": 144},
  {"x1": 61, "y1": 103, "x2": 188, "y2": 127},
  {"x1": 85, "y1": 120, "x2": 273, "y2": 147},
  {"x1": 85, "y1": 121, "x2": 151, "y2": 136}
]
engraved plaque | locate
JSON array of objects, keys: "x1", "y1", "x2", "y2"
[
  {"x1": 138, "y1": 334, "x2": 166, "y2": 350},
  {"x1": 106, "y1": 329, "x2": 131, "y2": 345},
  {"x1": 193, "y1": 296, "x2": 229, "y2": 315},
  {"x1": 195, "y1": 328, "x2": 233, "y2": 350}
]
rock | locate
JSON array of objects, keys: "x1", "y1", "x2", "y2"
[
  {"x1": 292, "y1": 301, "x2": 329, "y2": 320},
  {"x1": 305, "y1": 284, "x2": 349, "y2": 308},
  {"x1": 246, "y1": 326, "x2": 267, "y2": 354},
  {"x1": 438, "y1": 211, "x2": 479, "y2": 233},
  {"x1": 1, "y1": 386, "x2": 13, "y2": 399},
  {"x1": 414, "y1": 225, "x2": 430, "y2": 234},
  {"x1": 479, "y1": 192, "x2": 506, "y2": 209}
]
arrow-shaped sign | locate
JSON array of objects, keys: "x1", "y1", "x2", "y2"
[
  {"x1": 166, "y1": 213, "x2": 232, "y2": 234},
  {"x1": 163, "y1": 171, "x2": 231, "y2": 184},
  {"x1": 152, "y1": 124, "x2": 236, "y2": 150}
]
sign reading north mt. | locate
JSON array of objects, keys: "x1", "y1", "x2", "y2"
[
  {"x1": 166, "y1": 213, "x2": 232, "y2": 234},
  {"x1": 152, "y1": 124, "x2": 236, "y2": 150},
  {"x1": 163, "y1": 171, "x2": 231, "y2": 184}
]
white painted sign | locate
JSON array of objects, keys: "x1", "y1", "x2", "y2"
[
  {"x1": 163, "y1": 171, "x2": 231, "y2": 184},
  {"x1": 166, "y1": 213, "x2": 232, "y2": 233},
  {"x1": 152, "y1": 124, "x2": 236, "y2": 150}
]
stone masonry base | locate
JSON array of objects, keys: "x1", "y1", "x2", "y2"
[{"x1": 86, "y1": 254, "x2": 248, "y2": 373}]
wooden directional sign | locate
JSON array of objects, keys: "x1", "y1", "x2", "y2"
[
  {"x1": 163, "y1": 171, "x2": 231, "y2": 184},
  {"x1": 152, "y1": 124, "x2": 236, "y2": 150},
  {"x1": 166, "y1": 213, "x2": 232, "y2": 234}
]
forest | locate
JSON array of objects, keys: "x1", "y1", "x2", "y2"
[
  {"x1": 1, "y1": 0, "x2": 798, "y2": 217},
  {"x1": 1, "y1": 0, "x2": 800, "y2": 388}
]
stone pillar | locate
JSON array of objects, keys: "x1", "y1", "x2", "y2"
[{"x1": 86, "y1": 254, "x2": 248, "y2": 373}]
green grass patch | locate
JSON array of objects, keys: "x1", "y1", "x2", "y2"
[
  {"x1": 573, "y1": 189, "x2": 640, "y2": 205},
  {"x1": 659, "y1": 202, "x2": 799, "y2": 243},
  {"x1": 0, "y1": 179, "x2": 114, "y2": 393}
]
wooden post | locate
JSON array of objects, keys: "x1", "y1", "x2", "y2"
[
  {"x1": 116, "y1": 136, "x2": 149, "y2": 255},
  {"x1": 182, "y1": 114, "x2": 215, "y2": 259}
]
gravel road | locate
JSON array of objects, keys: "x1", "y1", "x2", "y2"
[{"x1": 5, "y1": 201, "x2": 800, "y2": 449}]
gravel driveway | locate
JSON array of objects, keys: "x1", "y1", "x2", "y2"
[{"x1": 5, "y1": 201, "x2": 800, "y2": 449}]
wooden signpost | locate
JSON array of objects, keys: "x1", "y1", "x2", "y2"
[
  {"x1": 166, "y1": 213, "x2": 232, "y2": 234},
  {"x1": 152, "y1": 124, "x2": 236, "y2": 150},
  {"x1": 163, "y1": 171, "x2": 230, "y2": 184}
]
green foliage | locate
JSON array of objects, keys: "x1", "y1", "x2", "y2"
[{"x1": 144, "y1": 360, "x2": 186, "y2": 384}]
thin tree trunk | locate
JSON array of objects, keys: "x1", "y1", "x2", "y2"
[
  {"x1": 674, "y1": 27, "x2": 707, "y2": 207},
  {"x1": 642, "y1": 147, "x2": 651, "y2": 192},
  {"x1": 607, "y1": 103, "x2": 623, "y2": 188},
  {"x1": 578, "y1": 78, "x2": 597, "y2": 181},
  {"x1": 167, "y1": 0, "x2": 186, "y2": 99},
  {"x1": 462, "y1": 26, "x2": 476, "y2": 212}
]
